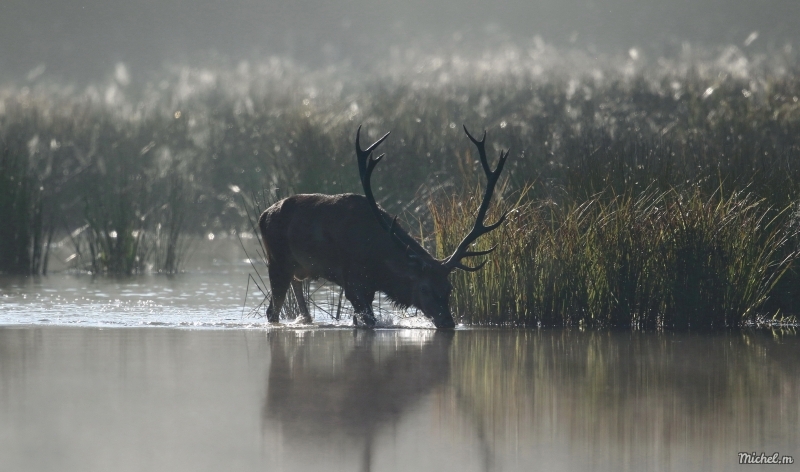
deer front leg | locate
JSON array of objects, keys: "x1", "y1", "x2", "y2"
[{"x1": 345, "y1": 287, "x2": 376, "y2": 328}]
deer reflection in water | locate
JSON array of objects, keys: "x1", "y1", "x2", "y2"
[{"x1": 262, "y1": 329, "x2": 457, "y2": 472}]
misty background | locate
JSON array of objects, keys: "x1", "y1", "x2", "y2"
[
  {"x1": 2, "y1": 0, "x2": 799, "y2": 83},
  {"x1": 3, "y1": 0, "x2": 800, "y2": 278}
]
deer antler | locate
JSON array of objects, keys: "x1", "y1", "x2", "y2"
[
  {"x1": 355, "y1": 125, "x2": 392, "y2": 227},
  {"x1": 443, "y1": 126, "x2": 510, "y2": 272},
  {"x1": 356, "y1": 126, "x2": 427, "y2": 259}
]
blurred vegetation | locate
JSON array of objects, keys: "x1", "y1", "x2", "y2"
[
  {"x1": 0, "y1": 125, "x2": 48, "y2": 274},
  {"x1": 1, "y1": 43, "x2": 799, "y2": 325}
]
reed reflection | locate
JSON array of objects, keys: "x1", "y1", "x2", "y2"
[{"x1": 444, "y1": 330, "x2": 800, "y2": 470}]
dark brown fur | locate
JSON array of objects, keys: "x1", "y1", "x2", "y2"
[{"x1": 258, "y1": 193, "x2": 454, "y2": 327}]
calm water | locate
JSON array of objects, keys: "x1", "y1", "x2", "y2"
[{"x1": 1, "y1": 275, "x2": 798, "y2": 471}]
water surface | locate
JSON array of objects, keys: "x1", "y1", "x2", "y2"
[
  {"x1": 0, "y1": 273, "x2": 411, "y2": 328},
  {"x1": 0, "y1": 326, "x2": 797, "y2": 471}
]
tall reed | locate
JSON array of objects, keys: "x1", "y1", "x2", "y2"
[
  {"x1": 0, "y1": 143, "x2": 43, "y2": 274},
  {"x1": 433, "y1": 186, "x2": 798, "y2": 328},
  {"x1": 0, "y1": 120, "x2": 52, "y2": 274}
]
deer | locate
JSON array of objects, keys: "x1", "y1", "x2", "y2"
[{"x1": 257, "y1": 125, "x2": 509, "y2": 328}]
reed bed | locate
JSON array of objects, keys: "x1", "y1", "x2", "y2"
[
  {"x1": 1, "y1": 43, "x2": 800, "y2": 325},
  {"x1": 0, "y1": 130, "x2": 47, "y2": 274},
  {"x1": 433, "y1": 185, "x2": 798, "y2": 328}
]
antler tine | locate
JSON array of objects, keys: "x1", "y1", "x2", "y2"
[
  {"x1": 444, "y1": 127, "x2": 510, "y2": 271},
  {"x1": 463, "y1": 125, "x2": 491, "y2": 175},
  {"x1": 461, "y1": 244, "x2": 499, "y2": 258},
  {"x1": 355, "y1": 125, "x2": 391, "y2": 154},
  {"x1": 356, "y1": 125, "x2": 391, "y2": 187},
  {"x1": 451, "y1": 260, "x2": 489, "y2": 272},
  {"x1": 355, "y1": 126, "x2": 392, "y2": 232}
]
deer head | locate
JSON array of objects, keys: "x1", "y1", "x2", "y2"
[{"x1": 356, "y1": 125, "x2": 510, "y2": 328}]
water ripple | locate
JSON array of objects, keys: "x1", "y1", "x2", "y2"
[{"x1": 0, "y1": 273, "x2": 430, "y2": 329}]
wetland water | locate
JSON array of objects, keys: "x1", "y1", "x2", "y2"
[{"x1": 1, "y1": 275, "x2": 799, "y2": 471}]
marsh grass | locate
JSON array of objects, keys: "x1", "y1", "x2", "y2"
[
  {"x1": 433, "y1": 185, "x2": 798, "y2": 328},
  {"x1": 2, "y1": 45, "x2": 800, "y2": 323},
  {"x1": 0, "y1": 137, "x2": 47, "y2": 274}
]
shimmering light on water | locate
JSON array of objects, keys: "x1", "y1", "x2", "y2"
[
  {"x1": 0, "y1": 273, "x2": 267, "y2": 328},
  {"x1": 0, "y1": 273, "x2": 424, "y2": 328}
]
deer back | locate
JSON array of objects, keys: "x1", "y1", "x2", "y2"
[{"x1": 259, "y1": 193, "x2": 436, "y2": 304}]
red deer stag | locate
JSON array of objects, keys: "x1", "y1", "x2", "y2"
[{"x1": 258, "y1": 125, "x2": 509, "y2": 328}]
